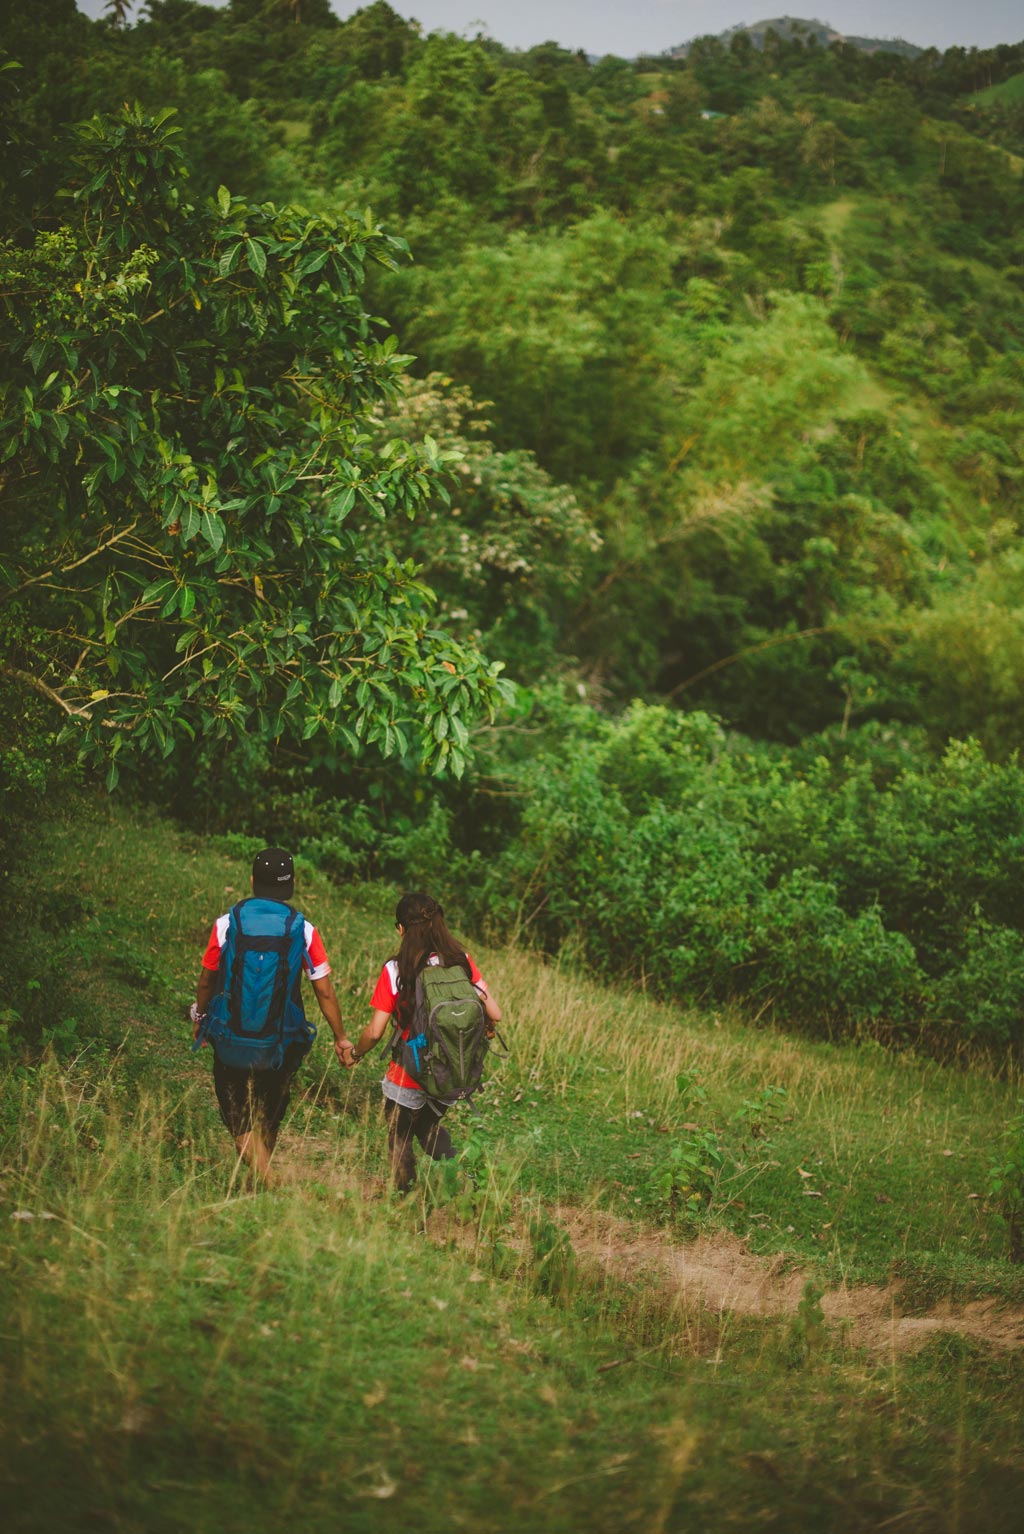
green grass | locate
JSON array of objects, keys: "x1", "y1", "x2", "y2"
[
  {"x1": 817, "y1": 194, "x2": 859, "y2": 240},
  {"x1": 1, "y1": 794, "x2": 1022, "y2": 1529},
  {"x1": 7, "y1": 795, "x2": 1021, "y2": 1296},
  {"x1": 3, "y1": 1064, "x2": 1023, "y2": 1533},
  {"x1": 970, "y1": 72, "x2": 1024, "y2": 107},
  {"x1": 276, "y1": 117, "x2": 312, "y2": 145}
]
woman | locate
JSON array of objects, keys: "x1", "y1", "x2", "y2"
[{"x1": 350, "y1": 892, "x2": 503, "y2": 1193}]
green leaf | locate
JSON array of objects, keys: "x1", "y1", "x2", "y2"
[
  {"x1": 200, "y1": 509, "x2": 225, "y2": 553},
  {"x1": 330, "y1": 487, "x2": 356, "y2": 521},
  {"x1": 296, "y1": 249, "x2": 330, "y2": 279},
  {"x1": 142, "y1": 578, "x2": 177, "y2": 606},
  {"x1": 217, "y1": 185, "x2": 231, "y2": 217},
  {"x1": 246, "y1": 239, "x2": 267, "y2": 278},
  {"x1": 432, "y1": 739, "x2": 451, "y2": 777},
  {"x1": 218, "y1": 243, "x2": 242, "y2": 277}
]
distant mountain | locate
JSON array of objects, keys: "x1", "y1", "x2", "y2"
[{"x1": 666, "y1": 16, "x2": 924, "y2": 61}]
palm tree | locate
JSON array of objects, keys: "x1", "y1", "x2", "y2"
[{"x1": 104, "y1": 0, "x2": 135, "y2": 27}]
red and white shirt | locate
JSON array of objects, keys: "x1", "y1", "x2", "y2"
[
  {"x1": 372, "y1": 953, "x2": 486, "y2": 1092},
  {"x1": 201, "y1": 909, "x2": 331, "y2": 980}
]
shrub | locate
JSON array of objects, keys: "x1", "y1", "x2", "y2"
[
  {"x1": 987, "y1": 1106, "x2": 1024, "y2": 1261},
  {"x1": 752, "y1": 869, "x2": 923, "y2": 1028},
  {"x1": 454, "y1": 699, "x2": 1024, "y2": 1052},
  {"x1": 934, "y1": 925, "x2": 1024, "y2": 1050}
]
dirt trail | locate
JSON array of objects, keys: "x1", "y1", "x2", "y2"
[
  {"x1": 555, "y1": 1206, "x2": 1024, "y2": 1355},
  {"x1": 277, "y1": 1128, "x2": 1024, "y2": 1357}
]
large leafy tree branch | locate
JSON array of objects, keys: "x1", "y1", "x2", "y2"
[{"x1": 0, "y1": 105, "x2": 512, "y2": 786}]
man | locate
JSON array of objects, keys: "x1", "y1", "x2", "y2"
[{"x1": 191, "y1": 847, "x2": 355, "y2": 1184}]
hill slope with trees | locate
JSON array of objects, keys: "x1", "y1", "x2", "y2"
[{"x1": 3, "y1": 2, "x2": 1024, "y2": 1053}]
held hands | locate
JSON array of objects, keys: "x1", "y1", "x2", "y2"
[{"x1": 334, "y1": 1035, "x2": 357, "y2": 1070}]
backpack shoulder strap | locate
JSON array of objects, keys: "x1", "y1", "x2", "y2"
[{"x1": 218, "y1": 900, "x2": 245, "y2": 978}]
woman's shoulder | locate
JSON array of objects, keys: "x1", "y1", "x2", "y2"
[
  {"x1": 369, "y1": 958, "x2": 400, "y2": 1012},
  {"x1": 429, "y1": 949, "x2": 480, "y2": 982}
]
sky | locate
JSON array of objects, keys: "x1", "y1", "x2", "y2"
[{"x1": 75, "y1": 3, "x2": 1024, "y2": 56}]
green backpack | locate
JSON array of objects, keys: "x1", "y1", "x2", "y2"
[{"x1": 396, "y1": 964, "x2": 500, "y2": 1105}]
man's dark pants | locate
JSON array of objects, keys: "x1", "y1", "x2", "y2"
[{"x1": 213, "y1": 1043, "x2": 308, "y2": 1138}]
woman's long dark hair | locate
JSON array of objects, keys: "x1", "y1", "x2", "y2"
[{"x1": 393, "y1": 892, "x2": 471, "y2": 1023}]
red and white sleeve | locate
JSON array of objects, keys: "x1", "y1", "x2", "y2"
[
  {"x1": 370, "y1": 961, "x2": 398, "y2": 1014},
  {"x1": 303, "y1": 922, "x2": 331, "y2": 981}
]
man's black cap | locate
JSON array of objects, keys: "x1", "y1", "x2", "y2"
[{"x1": 252, "y1": 847, "x2": 294, "y2": 898}]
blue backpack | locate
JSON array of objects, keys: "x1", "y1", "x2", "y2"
[{"x1": 199, "y1": 898, "x2": 316, "y2": 1071}]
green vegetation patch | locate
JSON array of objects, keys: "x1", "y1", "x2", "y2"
[
  {"x1": 0, "y1": 796, "x2": 1022, "y2": 1530},
  {"x1": 970, "y1": 71, "x2": 1024, "y2": 106},
  {"x1": 6, "y1": 795, "x2": 1024, "y2": 1304},
  {"x1": 3, "y1": 1063, "x2": 1023, "y2": 1534}
]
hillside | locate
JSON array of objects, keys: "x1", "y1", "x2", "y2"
[
  {"x1": 5, "y1": 7, "x2": 1024, "y2": 1523},
  {"x1": 971, "y1": 68, "x2": 1024, "y2": 104},
  {"x1": 3, "y1": 1, "x2": 1024, "y2": 1057},
  {"x1": 1, "y1": 795, "x2": 1023, "y2": 1530},
  {"x1": 666, "y1": 15, "x2": 924, "y2": 59}
]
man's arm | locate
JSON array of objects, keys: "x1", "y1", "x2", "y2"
[
  {"x1": 311, "y1": 974, "x2": 356, "y2": 1067},
  {"x1": 191, "y1": 967, "x2": 218, "y2": 1042}
]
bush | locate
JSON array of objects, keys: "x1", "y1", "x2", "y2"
[
  {"x1": 933, "y1": 925, "x2": 1024, "y2": 1049},
  {"x1": 753, "y1": 869, "x2": 923, "y2": 1027},
  {"x1": 447, "y1": 697, "x2": 1024, "y2": 1052}
]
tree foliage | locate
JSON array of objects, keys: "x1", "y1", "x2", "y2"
[
  {"x1": 0, "y1": 107, "x2": 512, "y2": 790},
  {"x1": 367, "y1": 374, "x2": 599, "y2": 678}
]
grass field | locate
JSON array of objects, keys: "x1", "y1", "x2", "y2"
[
  {"x1": 1, "y1": 795, "x2": 1022, "y2": 1530},
  {"x1": 970, "y1": 71, "x2": 1024, "y2": 106}
]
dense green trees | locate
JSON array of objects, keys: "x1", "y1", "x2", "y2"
[
  {"x1": 0, "y1": 107, "x2": 511, "y2": 800},
  {"x1": 3, "y1": 4, "x2": 1024, "y2": 1048}
]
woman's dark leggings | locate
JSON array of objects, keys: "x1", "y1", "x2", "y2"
[{"x1": 383, "y1": 1097, "x2": 456, "y2": 1192}]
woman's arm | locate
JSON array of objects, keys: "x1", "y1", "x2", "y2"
[
  {"x1": 479, "y1": 988, "x2": 502, "y2": 1025},
  {"x1": 353, "y1": 1007, "x2": 392, "y2": 1063},
  {"x1": 474, "y1": 979, "x2": 502, "y2": 1035}
]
